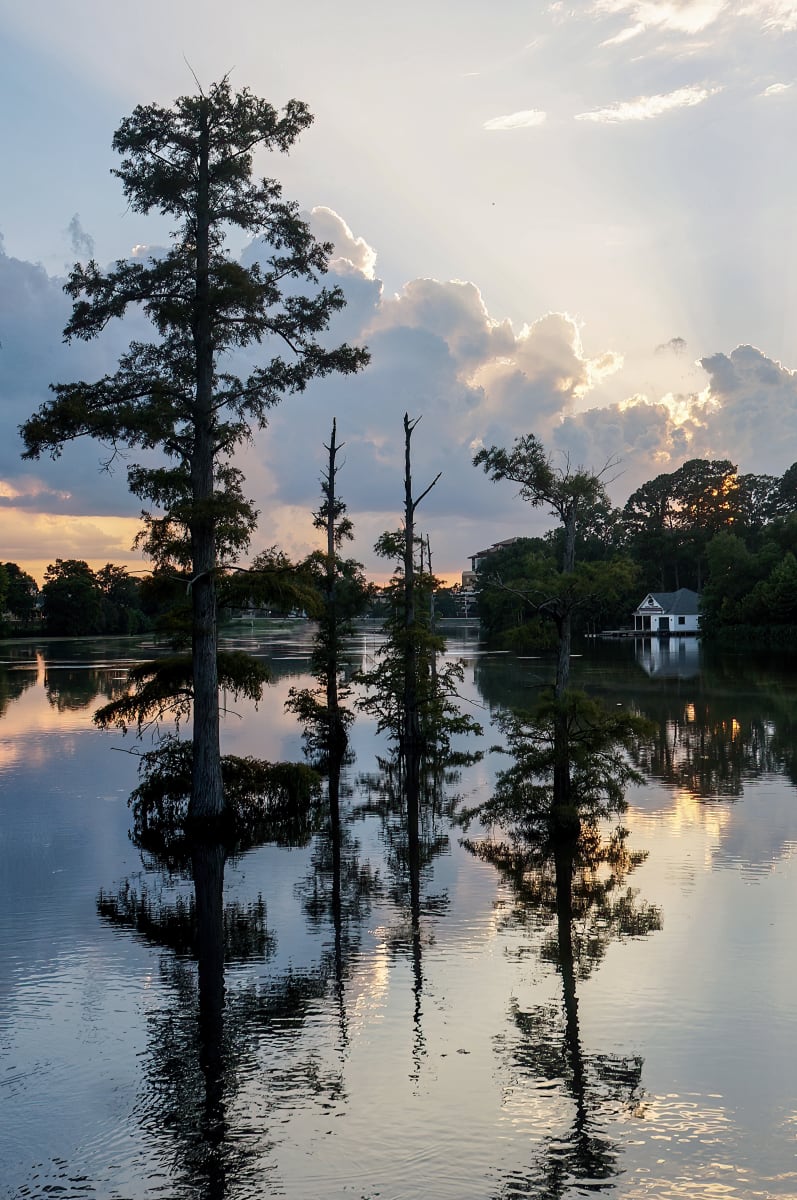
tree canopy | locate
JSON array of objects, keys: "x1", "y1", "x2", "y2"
[{"x1": 20, "y1": 79, "x2": 368, "y2": 824}]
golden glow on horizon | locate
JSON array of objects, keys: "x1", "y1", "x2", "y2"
[{"x1": 0, "y1": 510, "x2": 148, "y2": 584}]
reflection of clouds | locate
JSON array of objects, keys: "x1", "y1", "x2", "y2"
[
  {"x1": 631, "y1": 789, "x2": 729, "y2": 878},
  {"x1": 630, "y1": 780, "x2": 797, "y2": 877},
  {"x1": 347, "y1": 942, "x2": 391, "y2": 1033},
  {"x1": 0, "y1": 739, "x2": 52, "y2": 773},
  {"x1": 615, "y1": 1092, "x2": 776, "y2": 1198}
]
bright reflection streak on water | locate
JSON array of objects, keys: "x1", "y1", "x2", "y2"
[{"x1": 2, "y1": 628, "x2": 797, "y2": 1197}]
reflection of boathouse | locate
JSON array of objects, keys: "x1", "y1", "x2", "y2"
[
  {"x1": 635, "y1": 635, "x2": 701, "y2": 678},
  {"x1": 633, "y1": 589, "x2": 700, "y2": 635}
]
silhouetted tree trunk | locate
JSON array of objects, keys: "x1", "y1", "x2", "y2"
[
  {"x1": 324, "y1": 422, "x2": 342, "y2": 748},
  {"x1": 552, "y1": 506, "x2": 577, "y2": 835},
  {"x1": 402, "y1": 414, "x2": 440, "y2": 764}
]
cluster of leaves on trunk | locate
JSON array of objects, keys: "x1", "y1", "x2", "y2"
[
  {"x1": 357, "y1": 542, "x2": 479, "y2": 763},
  {"x1": 128, "y1": 735, "x2": 322, "y2": 859},
  {"x1": 357, "y1": 415, "x2": 482, "y2": 768},
  {"x1": 93, "y1": 650, "x2": 269, "y2": 734},
  {"x1": 285, "y1": 421, "x2": 371, "y2": 762},
  {"x1": 20, "y1": 79, "x2": 367, "y2": 828}
]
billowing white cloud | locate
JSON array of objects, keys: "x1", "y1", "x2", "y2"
[
  {"x1": 483, "y1": 110, "x2": 547, "y2": 131},
  {"x1": 308, "y1": 206, "x2": 378, "y2": 280},
  {"x1": 369, "y1": 278, "x2": 515, "y2": 370},
  {"x1": 6, "y1": 213, "x2": 797, "y2": 580},
  {"x1": 553, "y1": 343, "x2": 797, "y2": 502},
  {"x1": 761, "y1": 81, "x2": 793, "y2": 95},
  {"x1": 576, "y1": 84, "x2": 720, "y2": 123}
]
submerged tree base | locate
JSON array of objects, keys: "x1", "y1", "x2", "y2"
[{"x1": 130, "y1": 737, "x2": 321, "y2": 860}]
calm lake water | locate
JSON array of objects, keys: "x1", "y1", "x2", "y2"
[{"x1": 2, "y1": 625, "x2": 797, "y2": 1199}]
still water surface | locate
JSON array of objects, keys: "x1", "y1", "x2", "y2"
[{"x1": 2, "y1": 626, "x2": 797, "y2": 1198}]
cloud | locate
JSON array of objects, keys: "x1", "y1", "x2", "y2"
[
  {"x1": 369, "y1": 278, "x2": 515, "y2": 371},
  {"x1": 743, "y1": 0, "x2": 797, "y2": 30},
  {"x1": 308, "y1": 206, "x2": 378, "y2": 279},
  {"x1": 593, "y1": 0, "x2": 728, "y2": 35},
  {"x1": 600, "y1": 23, "x2": 646, "y2": 45},
  {"x1": 0, "y1": 245, "x2": 153, "y2": 519},
  {"x1": 66, "y1": 214, "x2": 94, "y2": 261},
  {"x1": 761, "y1": 81, "x2": 793, "y2": 96},
  {"x1": 594, "y1": 0, "x2": 797, "y2": 37},
  {"x1": 0, "y1": 477, "x2": 71, "y2": 504},
  {"x1": 0, "y1": 510, "x2": 148, "y2": 582},
  {"x1": 576, "y1": 84, "x2": 720, "y2": 123},
  {"x1": 262, "y1": 291, "x2": 624, "y2": 560},
  {"x1": 7, "y1": 213, "x2": 797, "y2": 581},
  {"x1": 483, "y1": 109, "x2": 547, "y2": 131},
  {"x1": 695, "y1": 345, "x2": 797, "y2": 470},
  {"x1": 551, "y1": 343, "x2": 797, "y2": 503},
  {"x1": 656, "y1": 336, "x2": 688, "y2": 354}
]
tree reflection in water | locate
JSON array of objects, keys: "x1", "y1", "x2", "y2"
[
  {"x1": 297, "y1": 756, "x2": 381, "y2": 1053},
  {"x1": 355, "y1": 751, "x2": 460, "y2": 1079},
  {"x1": 0, "y1": 661, "x2": 38, "y2": 717},
  {"x1": 470, "y1": 827, "x2": 660, "y2": 1197},
  {"x1": 97, "y1": 779, "x2": 345, "y2": 1199}
]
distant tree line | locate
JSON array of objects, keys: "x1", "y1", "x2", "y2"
[
  {"x1": 0, "y1": 562, "x2": 39, "y2": 633},
  {"x1": 474, "y1": 456, "x2": 797, "y2": 647},
  {"x1": 0, "y1": 558, "x2": 154, "y2": 637}
]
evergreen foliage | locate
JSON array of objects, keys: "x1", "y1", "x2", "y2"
[
  {"x1": 20, "y1": 79, "x2": 367, "y2": 821},
  {"x1": 358, "y1": 416, "x2": 481, "y2": 767},
  {"x1": 128, "y1": 735, "x2": 322, "y2": 856},
  {"x1": 357, "y1": 527, "x2": 482, "y2": 764},
  {"x1": 2, "y1": 563, "x2": 39, "y2": 627},
  {"x1": 285, "y1": 421, "x2": 371, "y2": 761}
]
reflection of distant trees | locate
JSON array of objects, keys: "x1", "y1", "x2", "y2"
[
  {"x1": 629, "y1": 679, "x2": 797, "y2": 798},
  {"x1": 474, "y1": 647, "x2": 797, "y2": 801},
  {"x1": 45, "y1": 666, "x2": 131, "y2": 712},
  {"x1": 0, "y1": 665, "x2": 37, "y2": 718}
]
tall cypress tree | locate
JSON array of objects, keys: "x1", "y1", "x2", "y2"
[{"x1": 21, "y1": 79, "x2": 368, "y2": 823}]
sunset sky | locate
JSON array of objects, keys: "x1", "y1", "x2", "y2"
[{"x1": 2, "y1": 0, "x2": 797, "y2": 583}]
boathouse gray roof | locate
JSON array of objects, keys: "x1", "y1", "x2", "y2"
[{"x1": 636, "y1": 588, "x2": 700, "y2": 615}]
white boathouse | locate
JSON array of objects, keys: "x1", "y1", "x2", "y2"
[{"x1": 633, "y1": 588, "x2": 700, "y2": 635}]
